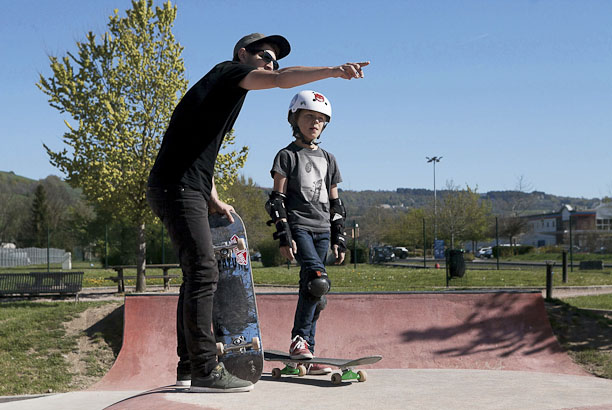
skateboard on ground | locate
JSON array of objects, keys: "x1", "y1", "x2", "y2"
[
  {"x1": 264, "y1": 350, "x2": 382, "y2": 385},
  {"x1": 210, "y1": 211, "x2": 263, "y2": 383}
]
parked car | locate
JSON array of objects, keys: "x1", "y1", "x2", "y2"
[
  {"x1": 394, "y1": 247, "x2": 409, "y2": 259},
  {"x1": 372, "y1": 246, "x2": 395, "y2": 263},
  {"x1": 251, "y1": 251, "x2": 262, "y2": 262},
  {"x1": 477, "y1": 247, "x2": 493, "y2": 259}
]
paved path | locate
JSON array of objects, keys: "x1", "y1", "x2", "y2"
[{"x1": 3, "y1": 369, "x2": 612, "y2": 410}]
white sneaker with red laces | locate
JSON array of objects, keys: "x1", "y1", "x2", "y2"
[{"x1": 289, "y1": 335, "x2": 314, "y2": 360}]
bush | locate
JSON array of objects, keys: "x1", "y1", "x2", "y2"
[
  {"x1": 410, "y1": 248, "x2": 423, "y2": 257},
  {"x1": 537, "y1": 245, "x2": 565, "y2": 254},
  {"x1": 493, "y1": 245, "x2": 535, "y2": 258},
  {"x1": 258, "y1": 239, "x2": 285, "y2": 267},
  {"x1": 348, "y1": 242, "x2": 368, "y2": 264}
]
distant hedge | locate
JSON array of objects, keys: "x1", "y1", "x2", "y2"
[
  {"x1": 259, "y1": 239, "x2": 285, "y2": 267},
  {"x1": 493, "y1": 245, "x2": 535, "y2": 258}
]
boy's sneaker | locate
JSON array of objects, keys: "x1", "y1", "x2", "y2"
[
  {"x1": 190, "y1": 363, "x2": 253, "y2": 393},
  {"x1": 176, "y1": 372, "x2": 191, "y2": 387},
  {"x1": 307, "y1": 363, "x2": 332, "y2": 375},
  {"x1": 289, "y1": 335, "x2": 313, "y2": 360}
]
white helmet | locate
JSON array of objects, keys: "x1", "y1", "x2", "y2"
[{"x1": 288, "y1": 90, "x2": 332, "y2": 122}]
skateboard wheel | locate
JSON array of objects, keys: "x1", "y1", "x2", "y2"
[
  {"x1": 331, "y1": 373, "x2": 343, "y2": 385},
  {"x1": 236, "y1": 237, "x2": 246, "y2": 250},
  {"x1": 216, "y1": 342, "x2": 225, "y2": 356},
  {"x1": 357, "y1": 370, "x2": 367, "y2": 382},
  {"x1": 251, "y1": 336, "x2": 261, "y2": 351},
  {"x1": 271, "y1": 368, "x2": 282, "y2": 379},
  {"x1": 297, "y1": 364, "x2": 307, "y2": 377}
]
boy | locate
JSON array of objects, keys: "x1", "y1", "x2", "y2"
[{"x1": 266, "y1": 90, "x2": 347, "y2": 375}]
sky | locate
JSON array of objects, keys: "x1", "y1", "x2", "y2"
[{"x1": 1, "y1": 0, "x2": 611, "y2": 199}]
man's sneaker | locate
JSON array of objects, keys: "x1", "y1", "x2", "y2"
[
  {"x1": 307, "y1": 363, "x2": 332, "y2": 375},
  {"x1": 190, "y1": 363, "x2": 253, "y2": 393},
  {"x1": 289, "y1": 335, "x2": 313, "y2": 360},
  {"x1": 176, "y1": 361, "x2": 191, "y2": 386},
  {"x1": 176, "y1": 372, "x2": 191, "y2": 387}
]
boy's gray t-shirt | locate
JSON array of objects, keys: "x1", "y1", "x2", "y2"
[{"x1": 271, "y1": 142, "x2": 342, "y2": 232}]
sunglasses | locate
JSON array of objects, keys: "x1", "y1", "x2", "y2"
[{"x1": 250, "y1": 49, "x2": 279, "y2": 70}]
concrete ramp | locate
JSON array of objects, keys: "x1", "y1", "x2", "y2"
[
  {"x1": 92, "y1": 291, "x2": 587, "y2": 391},
  {"x1": 91, "y1": 294, "x2": 178, "y2": 390}
]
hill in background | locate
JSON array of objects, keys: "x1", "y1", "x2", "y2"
[
  {"x1": 2, "y1": 170, "x2": 602, "y2": 218},
  {"x1": 338, "y1": 187, "x2": 601, "y2": 218}
]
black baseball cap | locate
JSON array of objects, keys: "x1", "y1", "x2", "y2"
[{"x1": 233, "y1": 33, "x2": 291, "y2": 60}]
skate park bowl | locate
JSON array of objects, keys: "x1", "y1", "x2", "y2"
[{"x1": 92, "y1": 290, "x2": 588, "y2": 391}]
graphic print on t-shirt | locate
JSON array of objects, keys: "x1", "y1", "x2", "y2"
[{"x1": 299, "y1": 155, "x2": 328, "y2": 204}]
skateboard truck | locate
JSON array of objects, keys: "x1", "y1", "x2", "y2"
[
  {"x1": 331, "y1": 368, "x2": 367, "y2": 384},
  {"x1": 213, "y1": 237, "x2": 246, "y2": 254},
  {"x1": 216, "y1": 336, "x2": 261, "y2": 357}
]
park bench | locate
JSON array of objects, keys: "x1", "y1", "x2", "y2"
[
  {"x1": 0, "y1": 271, "x2": 84, "y2": 300},
  {"x1": 107, "y1": 264, "x2": 181, "y2": 292},
  {"x1": 579, "y1": 260, "x2": 604, "y2": 270}
]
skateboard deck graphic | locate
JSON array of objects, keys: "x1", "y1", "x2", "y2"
[
  {"x1": 210, "y1": 212, "x2": 263, "y2": 383},
  {"x1": 264, "y1": 350, "x2": 382, "y2": 384}
]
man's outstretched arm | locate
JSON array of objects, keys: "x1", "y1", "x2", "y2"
[{"x1": 239, "y1": 61, "x2": 370, "y2": 90}]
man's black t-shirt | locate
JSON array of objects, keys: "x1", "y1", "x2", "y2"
[{"x1": 148, "y1": 61, "x2": 255, "y2": 200}]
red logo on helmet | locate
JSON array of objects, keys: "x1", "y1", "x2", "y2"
[{"x1": 313, "y1": 93, "x2": 325, "y2": 102}]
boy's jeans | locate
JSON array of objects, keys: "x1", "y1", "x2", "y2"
[{"x1": 291, "y1": 228, "x2": 330, "y2": 353}]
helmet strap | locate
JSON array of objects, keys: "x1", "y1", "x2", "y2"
[{"x1": 297, "y1": 132, "x2": 319, "y2": 146}]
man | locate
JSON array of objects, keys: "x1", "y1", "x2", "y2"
[{"x1": 147, "y1": 32, "x2": 368, "y2": 393}]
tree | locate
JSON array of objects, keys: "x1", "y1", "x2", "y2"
[
  {"x1": 37, "y1": 0, "x2": 187, "y2": 291},
  {"x1": 380, "y1": 208, "x2": 426, "y2": 248},
  {"x1": 436, "y1": 182, "x2": 492, "y2": 249},
  {"x1": 0, "y1": 193, "x2": 28, "y2": 245},
  {"x1": 498, "y1": 175, "x2": 534, "y2": 246},
  {"x1": 214, "y1": 130, "x2": 249, "y2": 203},
  {"x1": 27, "y1": 185, "x2": 50, "y2": 248},
  {"x1": 223, "y1": 175, "x2": 272, "y2": 251}
]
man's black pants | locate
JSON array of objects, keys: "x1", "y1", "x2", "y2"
[{"x1": 147, "y1": 186, "x2": 218, "y2": 378}]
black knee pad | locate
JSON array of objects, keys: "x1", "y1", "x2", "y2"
[{"x1": 307, "y1": 270, "x2": 331, "y2": 298}]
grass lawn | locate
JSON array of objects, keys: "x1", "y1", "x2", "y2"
[
  {"x1": 561, "y1": 293, "x2": 612, "y2": 310},
  {"x1": 1, "y1": 257, "x2": 610, "y2": 291},
  {"x1": 253, "y1": 263, "x2": 612, "y2": 291},
  {"x1": 0, "y1": 301, "x2": 122, "y2": 396}
]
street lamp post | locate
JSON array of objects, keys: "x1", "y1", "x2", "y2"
[{"x1": 426, "y1": 156, "x2": 442, "y2": 240}]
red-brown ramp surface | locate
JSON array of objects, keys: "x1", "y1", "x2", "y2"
[{"x1": 91, "y1": 291, "x2": 587, "y2": 391}]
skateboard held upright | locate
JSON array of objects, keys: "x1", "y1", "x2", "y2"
[{"x1": 210, "y1": 211, "x2": 263, "y2": 383}]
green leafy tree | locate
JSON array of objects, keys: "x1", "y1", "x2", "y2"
[
  {"x1": 0, "y1": 193, "x2": 28, "y2": 245},
  {"x1": 436, "y1": 182, "x2": 492, "y2": 249},
  {"x1": 223, "y1": 175, "x2": 272, "y2": 251},
  {"x1": 27, "y1": 185, "x2": 50, "y2": 248},
  {"x1": 214, "y1": 130, "x2": 249, "y2": 202},
  {"x1": 37, "y1": 0, "x2": 187, "y2": 291}
]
